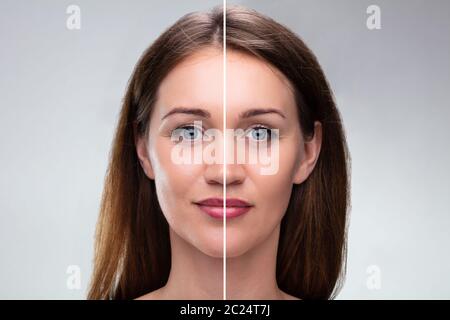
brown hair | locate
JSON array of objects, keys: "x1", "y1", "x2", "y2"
[{"x1": 87, "y1": 4, "x2": 351, "y2": 300}]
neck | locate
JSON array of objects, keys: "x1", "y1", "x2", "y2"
[{"x1": 160, "y1": 225, "x2": 283, "y2": 300}]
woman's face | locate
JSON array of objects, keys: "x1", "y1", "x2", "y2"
[{"x1": 136, "y1": 47, "x2": 321, "y2": 258}]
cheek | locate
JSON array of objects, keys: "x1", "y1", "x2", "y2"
[
  {"x1": 226, "y1": 149, "x2": 298, "y2": 257},
  {"x1": 151, "y1": 140, "x2": 201, "y2": 219},
  {"x1": 246, "y1": 140, "x2": 300, "y2": 225}
]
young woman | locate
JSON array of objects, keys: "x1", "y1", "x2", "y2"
[{"x1": 87, "y1": 5, "x2": 351, "y2": 300}]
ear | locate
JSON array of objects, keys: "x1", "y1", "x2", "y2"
[
  {"x1": 293, "y1": 121, "x2": 322, "y2": 185},
  {"x1": 134, "y1": 127, "x2": 155, "y2": 180}
]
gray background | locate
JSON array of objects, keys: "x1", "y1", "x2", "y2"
[{"x1": 0, "y1": 0, "x2": 449, "y2": 299}]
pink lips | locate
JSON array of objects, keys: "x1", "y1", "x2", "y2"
[{"x1": 194, "y1": 198, "x2": 253, "y2": 219}]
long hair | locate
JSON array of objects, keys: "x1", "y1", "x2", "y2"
[{"x1": 87, "y1": 4, "x2": 351, "y2": 300}]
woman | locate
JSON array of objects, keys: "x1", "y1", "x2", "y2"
[{"x1": 87, "y1": 4, "x2": 350, "y2": 300}]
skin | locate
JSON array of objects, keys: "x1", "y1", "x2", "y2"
[{"x1": 135, "y1": 46, "x2": 322, "y2": 300}]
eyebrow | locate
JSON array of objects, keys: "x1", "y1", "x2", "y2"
[
  {"x1": 239, "y1": 108, "x2": 286, "y2": 119},
  {"x1": 161, "y1": 106, "x2": 286, "y2": 121},
  {"x1": 161, "y1": 107, "x2": 211, "y2": 121}
]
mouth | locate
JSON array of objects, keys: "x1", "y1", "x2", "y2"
[{"x1": 193, "y1": 197, "x2": 253, "y2": 219}]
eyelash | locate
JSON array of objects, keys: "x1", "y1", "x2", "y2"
[
  {"x1": 170, "y1": 123, "x2": 204, "y2": 141},
  {"x1": 171, "y1": 123, "x2": 278, "y2": 142},
  {"x1": 246, "y1": 124, "x2": 278, "y2": 142}
]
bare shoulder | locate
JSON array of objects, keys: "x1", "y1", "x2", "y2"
[
  {"x1": 280, "y1": 291, "x2": 301, "y2": 300},
  {"x1": 135, "y1": 287, "x2": 300, "y2": 300},
  {"x1": 134, "y1": 288, "x2": 165, "y2": 300}
]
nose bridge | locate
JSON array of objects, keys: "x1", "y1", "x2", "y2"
[{"x1": 203, "y1": 130, "x2": 246, "y2": 186}]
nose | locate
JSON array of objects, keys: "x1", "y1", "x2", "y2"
[
  {"x1": 204, "y1": 163, "x2": 246, "y2": 186},
  {"x1": 202, "y1": 128, "x2": 247, "y2": 186}
]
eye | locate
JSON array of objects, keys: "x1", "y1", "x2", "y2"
[
  {"x1": 245, "y1": 125, "x2": 275, "y2": 142},
  {"x1": 172, "y1": 125, "x2": 203, "y2": 142}
]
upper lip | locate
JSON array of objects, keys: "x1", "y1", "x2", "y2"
[{"x1": 195, "y1": 198, "x2": 253, "y2": 207}]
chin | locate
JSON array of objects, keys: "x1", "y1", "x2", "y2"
[
  {"x1": 193, "y1": 231, "x2": 224, "y2": 258},
  {"x1": 225, "y1": 238, "x2": 253, "y2": 258},
  {"x1": 195, "y1": 242, "x2": 250, "y2": 259},
  {"x1": 198, "y1": 229, "x2": 257, "y2": 258},
  {"x1": 182, "y1": 228, "x2": 258, "y2": 259},
  {"x1": 201, "y1": 246, "x2": 224, "y2": 258}
]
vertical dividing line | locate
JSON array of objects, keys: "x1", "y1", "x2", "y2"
[{"x1": 222, "y1": 0, "x2": 227, "y2": 301}]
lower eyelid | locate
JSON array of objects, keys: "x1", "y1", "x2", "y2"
[
  {"x1": 171, "y1": 125, "x2": 279, "y2": 137},
  {"x1": 171, "y1": 125, "x2": 205, "y2": 142},
  {"x1": 245, "y1": 128, "x2": 278, "y2": 141}
]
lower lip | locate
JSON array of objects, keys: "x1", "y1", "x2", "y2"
[{"x1": 196, "y1": 204, "x2": 252, "y2": 219}]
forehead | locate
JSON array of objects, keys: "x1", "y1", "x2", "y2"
[{"x1": 154, "y1": 47, "x2": 296, "y2": 119}]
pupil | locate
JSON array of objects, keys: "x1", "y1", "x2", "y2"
[
  {"x1": 254, "y1": 128, "x2": 268, "y2": 140},
  {"x1": 185, "y1": 127, "x2": 198, "y2": 140}
]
